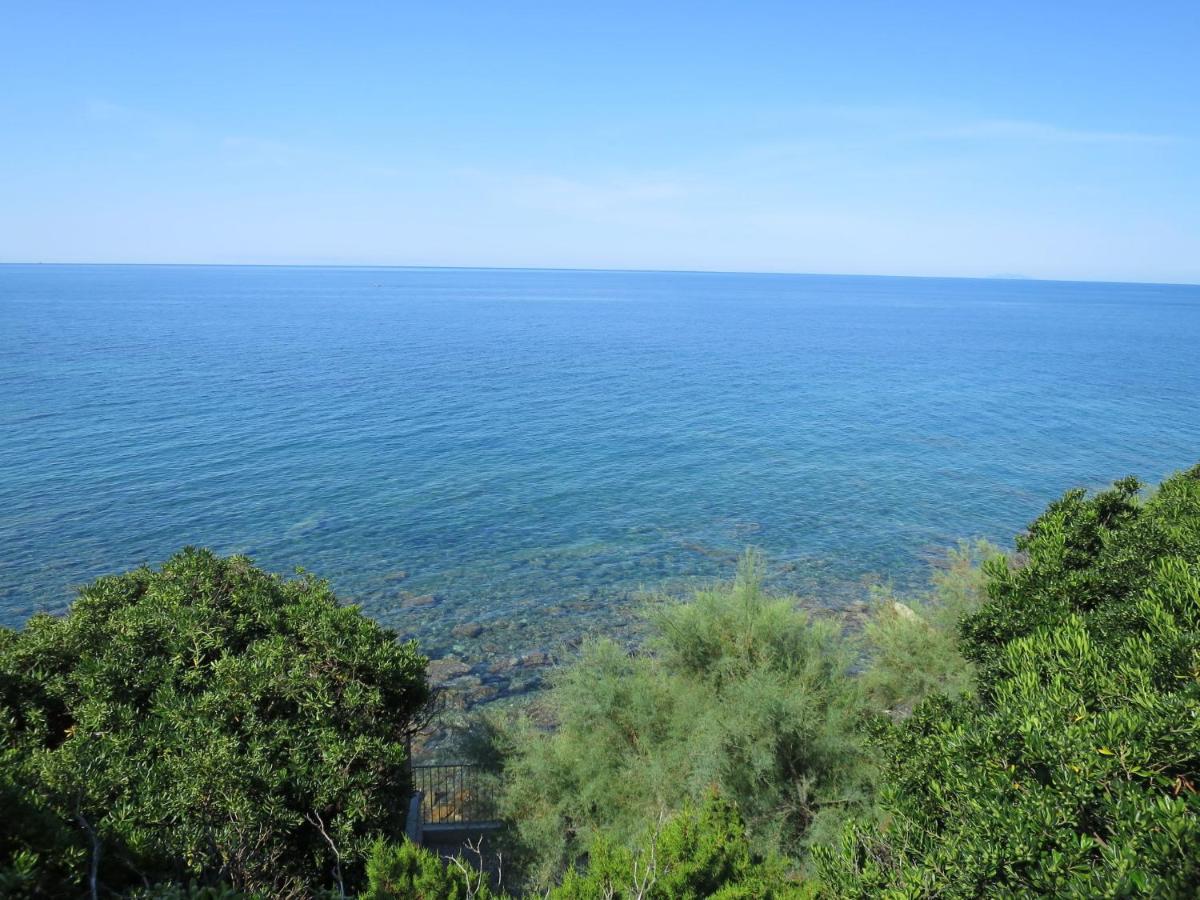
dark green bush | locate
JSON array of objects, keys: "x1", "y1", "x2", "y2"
[
  {"x1": 0, "y1": 750, "x2": 86, "y2": 897},
  {"x1": 0, "y1": 548, "x2": 430, "y2": 897},
  {"x1": 816, "y1": 466, "x2": 1200, "y2": 896}
]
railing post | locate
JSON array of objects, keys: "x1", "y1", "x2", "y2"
[{"x1": 405, "y1": 789, "x2": 424, "y2": 845}]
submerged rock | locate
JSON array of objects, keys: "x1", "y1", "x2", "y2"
[
  {"x1": 400, "y1": 593, "x2": 438, "y2": 609},
  {"x1": 427, "y1": 656, "x2": 472, "y2": 683},
  {"x1": 452, "y1": 621, "x2": 485, "y2": 638},
  {"x1": 463, "y1": 683, "x2": 500, "y2": 706},
  {"x1": 490, "y1": 650, "x2": 554, "y2": 675},
  {"x1": 681, "y1": 541, "x2": 739, "y2": 562},
  {"x1": 488, "y1": 656, "x2": 519, "y2": 675}
]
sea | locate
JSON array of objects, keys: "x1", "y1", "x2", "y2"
[{"x1": 2, "y1": 264, "x2": 1198, "y2": 690}]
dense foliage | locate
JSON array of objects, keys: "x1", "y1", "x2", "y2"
[
  {"x1": 817, "y1": 466, "x2": 1200, "y2": 896},
  {"x1": 476, "y1": 552, "x2": 874, "y2": 888},
  {"x1": 0, "y1": 548, "x2": 430, "y2": 898},
  {"x1": 364, "y1": 794, "x2": 806, "y2": 900}
]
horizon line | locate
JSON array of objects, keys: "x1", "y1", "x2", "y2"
[{"x1": 0, "y1": 260, "x2": 1197, "y2": 289}]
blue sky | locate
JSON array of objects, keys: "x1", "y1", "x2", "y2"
[{"x1": 2, "y1": 2, "x2": 1198, "y2": 282}]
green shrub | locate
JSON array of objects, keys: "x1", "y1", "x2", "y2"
[
  {"x1": 859, "y1": 540, "x2": 1000, "y2": 716},
  {"x1": 0, "y1": 548, "x2": 430, "y2": 897},
  {"x1": 489, "y1": 552, "x2": 872, "y2": 888},
  {"x1": 357, "y1": 800, "x2": 803, "y2": 900},
  {"x1": 0, "y1": 747, "x2": 87, "y2": 898},
  {"x1": 815, "y1": 466, "x2": 1200, "y2": 897},
  {"x1": 548, "y1": 793, "x2": 812, "y2": 900},
  {"x1": 362, "y1": 838, "x2": 501, "y2": 900}
]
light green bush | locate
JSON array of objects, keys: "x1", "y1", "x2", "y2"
[
  {"x1": 859, "y1": 539, "x2": 1000, "y2": 715},
  {"x1": 547, "y1": 793, "x2": 812, "y2": 900},
  {"x1": 362, "y1": 838, "x2": 501, "y2": 900},
  {"x1": 488, "y1": 552, "x2": 872, "y2": 888}
]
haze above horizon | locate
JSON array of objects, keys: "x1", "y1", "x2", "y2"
[{"x1": 2, "y1": 2, "x2": 1198, "y2": 284}]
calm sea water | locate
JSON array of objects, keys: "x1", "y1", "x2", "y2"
[{"x1": 2, "y1": 264, "x2": 1198, "y2": 671}]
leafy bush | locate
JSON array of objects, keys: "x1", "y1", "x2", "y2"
[
  {"x1": 0, "y1": 548, "x2": 430, "y2": 897},
  {"x1": 362, "y1": 838, "x2": 501, "y2": 900},
  {"x1": 487, "y1": 552, "x2": 872, "y2": 888},
  {"x1": 0, "y1": 750, "x2": 87, "y2": 897},
  {"x1": 816, "y1": 467, "x2": 1200, "y2": 896}
]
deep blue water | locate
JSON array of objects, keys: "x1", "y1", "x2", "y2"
[{"x1": 2, "y1": 264, "x2": 1198, "y2": 666}]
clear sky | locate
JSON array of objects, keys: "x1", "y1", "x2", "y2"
[{"x1": 2, "y1": 2, "x2": 1198, "y2": 282}]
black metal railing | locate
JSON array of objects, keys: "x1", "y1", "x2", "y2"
[{"x1": 411, "y1": 763, "x2": 498, "y2": 825}]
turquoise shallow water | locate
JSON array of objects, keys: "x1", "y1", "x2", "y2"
[{"x1": 2, "y1": 264, "x2": 1199, "y2": 667}]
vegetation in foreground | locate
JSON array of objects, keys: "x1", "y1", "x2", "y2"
[
  {"x1": 465, "y1": 539, "x2": 1000, "y2": 893},
  {"x1": 473, "y1": 551, "x2": 874, "y2": 887},
  {"x1": 2, "y1": 465, "x2": 1198, "y2": 897},
  {"x1": 0, "y1": 550, "x2": 430, "y2": 897},
  {"x1": 816, "y1": 470, "x2": 1200, "y2": 895}
]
